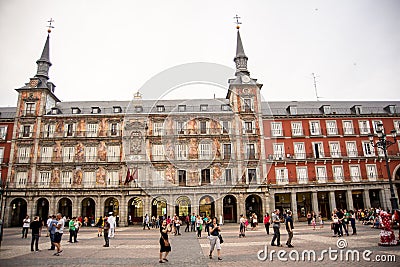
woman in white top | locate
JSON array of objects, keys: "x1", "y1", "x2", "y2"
[
  {"x1": 196, "y1": 216, "x2": 203, "y2": 238},
  {"x1": 22, "y1": 215, "x2": 30, "y2": 238}
]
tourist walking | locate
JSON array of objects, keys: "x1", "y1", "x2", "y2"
[
  {"x1": 143, "y1": 214, "x2": 150, "y2": 230},
  {"x1": 208, "y1": 217, "x2": 222, "y2": 261},
  {"x1": 103, "y1": 217, "x2": 110, "y2": 247},
  {"x1": 271, "y1": 209, "x2": 282, "y2": 247},
  {"x1": 68, "y1": 217, "x2": 76, "y2": 243},
  {"x1": 96, "y1": 216, "x2": 103, "y2": 237},
  {"x1": 285, "y1": 211, "x2": 294, "y2": 248},
  {"x1": 239, "y1": 214, "x2": 246, "y2": 237},
  {"x1": 350, "y1": 210, "x2": 357, "y2": 235},
  {"x1": 251, "y1": 213, "x2": 258, "y2": 230},
  {"x1": 174, "y1": 215, "x2": 181, "y2": 235},
  {"x1": 30, "y1": 216, "x2": 42, "y2": 252},
  {"x1": 108, "y1": 212, "x2": 116, "y2": 238},
  {"x1": 196, "y1": 215, "x2": 203, "y2": 238},
  {"x1": 53, "y1": 213, "x2": 64, "y2": 256},
  {"x1": 74, "y1": 217, "x2": 81, "y2": 242},
  {"x1": 190, "y1": 213, "x2": 196, "y2": 232},
  {"x1": 185, "y1": 214, "x2": 190, "y2": 232},
  {"x1": 48, "y1": 215, "x2": 57, "y2": 250},
  {"x1": 159, "y1": 220, "x2": 171, "y2": 263},
  {"x1": 22, "y1": 215, "x2": 30, "y2": 238},
  {"x1": 263, "y1": 213, "x2": 270, "y2": 234}
]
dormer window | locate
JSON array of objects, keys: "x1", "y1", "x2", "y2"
[
  {"x1": 51, "y1": 108, "x2": 60, "y2": 115},
  {"x1": 135, "y1": 106, "x2": 143, "y2": 113},
  {"x1": 178, "y1": 105, "x2": 186, "y2": 112},
  {"x1": 157, "y1": 105, "x2": 165, "y2": 112},
  {"x1": 320, "y1": 105, "x2": 331, "y2": 115},
  {"x1": 385, "y1": 105, "x2": 396, "y2": 114},
  {"x1": 351, "y1": 105, "x2": 362, "y2": 115},
  {"x1": 113, "y1": 106, "x2": 122, "y2": 113},
  {"x1": 71, "y1": 107, "x2": 81, "y2": 114},
  {"x1": 200, "y1": 105, "x2": 208, "y2": 111},
  {"x1": 221, "y1": 104, "x2": 231, "y2": 111},
  {"x1": 287, "y1": 105, "x2": 297, "y2": 115},
  {"x1": 91, "y1": 107, "x2": 101, "y2": 114}
]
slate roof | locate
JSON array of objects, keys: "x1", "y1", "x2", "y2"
[{"x1": 0, "y1": 107, "x2": 16, "y2": 119}]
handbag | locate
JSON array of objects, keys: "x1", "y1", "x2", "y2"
[
  {"x1": 162, "y1": 237, "x2": 170, "y2": 247},
  {"x1": 218, "y1": 234, "x2": 224, "y2": 244}
]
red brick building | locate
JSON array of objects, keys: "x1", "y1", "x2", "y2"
[
  {"x1": 0, "y1": 108, "x2": 15, "y2": 187},
  {"x1": 263, "y1": 102, "x2": 400, "y2": 221}
]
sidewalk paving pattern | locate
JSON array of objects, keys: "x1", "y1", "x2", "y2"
[{"x1": 0, "y1": 222, "x2": 399, "y2": 266}]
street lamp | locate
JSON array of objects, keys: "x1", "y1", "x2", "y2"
[{"x1": 368, "y1": 123, "x2": 398, "y2": 211}]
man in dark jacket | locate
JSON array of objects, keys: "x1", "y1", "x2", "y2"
[
  {"x1": 285, "y1": 211, "x2": 294, "y2": 248},
  {"x1": 30, "y1": 216, "x2": 42, "y2": 252}
]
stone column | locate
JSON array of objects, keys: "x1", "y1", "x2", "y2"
[
  {"x1": 329, "y1": 191, "x2": 336, "y2": 212},
  {"x1": 311, "y1": 191, "x2": 319, "y2": 215},
  {"x1": 291, "y1": 192, "x2": 298, "y2": 221},
  {"x1": 269, "y1": 192, "x2": 275, "y2": 214},
  {"x1": 27, "y1": 197, "x2": 34, "y2": 218},
  {"x1": 119, "y1": 193, "x2": 127, "y2": 227},
  {"x1": 237, "y1": 193, "x2": 245, "y2": 220},
  {"x1": 50, "y1": 195, "x2": 56, "y2": 216},
  {"x1": 73, "y1": 196, "x2": 79, "y2": 217},
  {"x1": 363, "y1": 189, "x2": 371, "y2": 209},
  {"x1": 96, "y1": 195, "x2": 102, "y2": 219},
  {"x1": 346, "y1": 190, "x2": 354, "y2": 211},
  {"x1": 215, "y1": 197, "x2": 223, "y2": 219},
  {"x1": 192, "y1": 194, "x2": 198, "y2": 216},
  {"x1": 264, "y1": 193, "x2": 270, "y2": 216},
  {"x1": 380, "y1": 187, "x2": 389, "y2": 211}
]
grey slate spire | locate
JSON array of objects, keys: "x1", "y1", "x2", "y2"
[
  {"x1": 35, "y1": 34, "x2": 52, "y2": 80},
  {"x1": 234, "y1": 29, "x2": 249, "y2": 76}
]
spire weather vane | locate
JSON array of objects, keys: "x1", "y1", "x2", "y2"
[
  {"x1": 47, "y1": 18, "x2": 54, "y2": 33},
  {"x1": 234, "y1": 15, "x2": 242, "y2": 29}
]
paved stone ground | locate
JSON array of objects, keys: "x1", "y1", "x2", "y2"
[{"x1": 0, "y1": 222, "x2": 399, "y2": 266}]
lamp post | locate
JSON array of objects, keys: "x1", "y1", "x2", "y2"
[{"x1": 368, "y1": 123, "x2": 398, "y2": 211}]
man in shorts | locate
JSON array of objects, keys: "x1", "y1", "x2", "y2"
[{"x1": 53, "y1": 213, "x2": 64, "y2": 256}]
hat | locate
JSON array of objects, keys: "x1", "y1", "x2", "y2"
[{"x1": 109, "y1": 212, "x2": 113, "y2": 215}]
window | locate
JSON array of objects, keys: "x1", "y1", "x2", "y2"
[
  {"x1": 178, "y1": 105, "x2": 186, "y2": 112},
  {"x1": 107, "y1": 145, "x2": 120, "y2": 162},
  {"x1": 276, "y1": 168, "x2": 288, "y2": 185},
  {"x1": 313, "y1": 142, "x2": 325, "y2": 158},
  {"x1": 321, "y1": 105, "x2": 331, "y2": 114},
  {"x1": 247, "y1": 144, "x2": 256, "y2": 159},
  {"x1": 362, "y1": 141, "x2": 375, "y2": 157},
  {"x1": 83, "y1": 171, "x2": 95, "y2": 188},
  {"x1": 85, "y1": 146, "x2": 97, "y2": 162},
  {"x1": 200, "y1": 121, "x2": 207, "y2": 134},
  {"x1": 72, "y1": 107, "x2": 81, "y2": 114},
  {"x1": 201, "y1": 169, "x2": 211, "y2": 184},
  {"x1": 0, "y1": 147, "x2": 4, "y2": 163},
  {"x1": 44, "y1": 124, "x2": 55, "y2": 138},
  {"x1": 221, "y1": 121, "x2": 229, "y2": 134},
  {"x1": 394, "y1": 120, "x2": 400, "y2": 134},
  {"x1": 153, "y1": 122, "x2": 164, "y2": 136},
  {"x1": 156, "y1": 105, "x2": 165, "y2": 112},
  {"x1": 343, "y1": 120, "x2": 354, "y2": 135},
  {"x1": 288, "y1": 106, "x2": 297, "y2": 115},
  {"x1": 316, "y1": 166, "x2": 327, "y2": 183},
  {"x1": 63, "y1": 146, "x2": 75, "y2": 162},
  {"x1": 113, "y1": 106, "x2": 122, "y2": 113},
  {"x1": 152, "y1": 144, "x2": 165, "y2": 161},
  {"x1": 22, "y1": 125, "x2": 32, "y2": 138},
  {"x1": 200, "y1": 105, "x2": 208, "y2": 111},
  {"x1": 221, "y1": 104, "x2": 230, "y2": 111},
  {"x1": 16, "y1": 171, "x2": 27, "y2": 188},
  {"x1": 87, "y1": 123, "x2": 98, "y2": 137},
  {"x1": 294, "y1": 142, "x2": 306, "y2": 159},
  {"x1": 178, "y1": 170, "x2": 186, "y2": 186},
  {"x1": 175, "y1": 144, "x2": 188, "y2": 160},
  {"x1": 199, "y1": 143, "x2": 211, "y2": 160},
  {"x1": 296, "y1": 167, "x2": 308, "y2": 184},
  {"x1": 271, "y1": 122, "x2": 283, "y2": 137},
  {"x1": 223, "y1": 144, "x2": 231, "y2": 159},
  {"x1": 134, "y1": 106, "x2": 143, "y2": 113},
  {"x1": 291, "y1": 122, "x2": 303, "y2": 136},
  {"x1": 225, "y1": 169, "x2": 232, "y2": 185},
  {"x1": 346, "y1": 141, "x2": 358, "y2": 157},
  {"x1": 91, "y1": 107, "x2": 101, "y2": 114},
  {"x1": 61, "y1": 171, "x2": 72, "y2": 188},
  {"x1": 25, "y1": 103, "x2": 35, "y2": 115},
  {"x1": 366, "y1": 165, "x2": 377, "y2": 181},
  {"x1": 0, "y1": 126, "x2": 7, "y2": 140},
  {"x1": 18, "y1": 147, "x2": 31, "y2": 163},
  {"x1": 65, "y1": 123, "x2": 75, "y2": 137},
  {"x1": 352, "y1": 105, "x2": 362, "y2": 115},
  {"x1": 248, "y1": 169, "x2": 257, "y2": 184},
  {"x1": 244, "y1": 121, "x2": 254, "y2": 134},
  {"x1": 176, "y1": 121, "x2": 186, "y2": 135},
  {"x1": 40, "y1": 146, "x2": 52, "y2": 163},
  {"x1": 110, "y1": 123, "x2": 119, "y2": 136},
  {"x1": 329, "y1": 142, "x2": 341, "y2": 158},
  {"x1": 349, "y1": 165, "x2": 361, "y2": 182},
  {"x1": 333, "y1": 166, "x2": 344, "y2": 182},
  {"x1": 309, "y1": 121, "x2": 321, "y2": 135},
  {"x1": 107, "y1": 171, "x2": 119, "y2": 187},
  {"x1": 358, "y1": 120, "x2": 370, "y2": 135},
  {"x1": 372, "y1": 120, "x2": 383, "y2": 134},
  {"x1": 273, "y1": 143, "x2": 285, "y2": 160},
  {"x1": 243, "y1": 98, "x2": 252, "y2": 112},
  {"x1": 326, "y1": 120, "x2": 338, "y2": 135},
  {"x1": 39, "y1": 172, "x2": 51, "y2": 187},
  {"x1": 386, "y1": 105, "x2": 396, "y2": 114}
]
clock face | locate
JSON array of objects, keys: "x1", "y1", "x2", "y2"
[{"x1": 241, "y1": 75, "x2": 250, "y2": 83}]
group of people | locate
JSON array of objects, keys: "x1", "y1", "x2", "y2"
[
  {"x1": 94, "y1": 212, "x2": 117, "y2": 247},
  {"x1": 331, "y1": 208, "x2": 357, "y2": 236}
]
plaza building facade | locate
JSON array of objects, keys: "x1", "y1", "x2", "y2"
[{"x1": 1, "y1": 29, "x2": 400, "y2": 227}]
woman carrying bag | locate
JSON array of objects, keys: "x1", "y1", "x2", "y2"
[
  {"x1": 159, "y1": 220, "x2": 171, "y2": 263},
  {"x1": 208, "y1": 217, "x2": 222, "y2": 261}
]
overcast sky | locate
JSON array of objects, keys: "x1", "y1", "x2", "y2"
[{"x1": 0, "y1": 0, "x2": 399, "y2": 107}]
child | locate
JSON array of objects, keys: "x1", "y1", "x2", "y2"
[
  {"x1": 318, "y1": 214, "x2": 324, "y2": 228},
  {"x1": 311, "y1": 217, "x2": 316, "y2": 230}
]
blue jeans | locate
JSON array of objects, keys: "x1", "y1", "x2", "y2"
[
  {"x1": 49, "y1": 232, "x2": 55, "y2": 249},
  {"x1": 271, "y1": 225, "x2": 281, "y2": 246}
]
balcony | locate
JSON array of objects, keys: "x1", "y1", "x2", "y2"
[{"x1": 40, "y1": 130, "x2": 122, "y2": 139}]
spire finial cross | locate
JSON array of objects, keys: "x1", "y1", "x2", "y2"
[
  {"x1": 234, "y1": 15, "x2": 242, "y2": 29},
  {"x1": 47, "y1": 18, "x2": 55, "y2": 33}
]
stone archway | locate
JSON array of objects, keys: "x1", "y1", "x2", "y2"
[
  {"x1": 223, "y1": 195, "x2": 237, "y2": 223},
  {"x1": 152, "y1": 197, "x2": 167, "y2": 220},
  {"x1": 245, "y1": 194, "x2": 262, "y2": 222},
  {"x1": 36, "y1": 198, "x2": 49, "y2": 221},
  {"x1": 104, "y1": 197, "x2": 119, "y2": 217},
  {"x1": 199, "y1": 195, "x2": 215, "y2": 218},
  {"x1": 81, "y1": 198, "x2": 96, "y2": 223},
  {"x1": 128, "y1": 197, "x2": 144, "y2": 225},
  {"x1": 58, "y1": 198, "x2": 72, "y2": 219},
  {"x1": 10, "y1": 198, "x2": 27, "y2": 227},
  {"x1": 175, "y1": 196, "x2": 191, "y2": 218}
]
